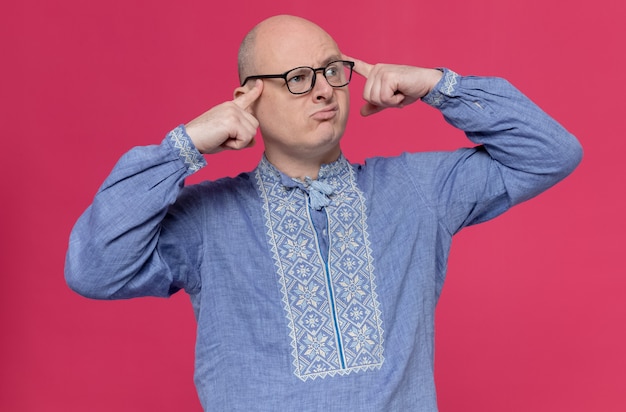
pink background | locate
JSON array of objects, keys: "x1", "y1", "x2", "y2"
[{"x1": 2, "y1": 0, "x2": 625, "y2": 410}]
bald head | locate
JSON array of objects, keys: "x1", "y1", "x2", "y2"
[
  {"x1": 237, "y1": 24, "x2": 259, "y2": 84},
  {"x1": 237, "y1": 15, "x2": 339, "y2": 84}
]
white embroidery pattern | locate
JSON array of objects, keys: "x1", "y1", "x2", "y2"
[
  {"x1": 442, "y1": 69, "x2": 458, "y2": 95},
  {"x1": 256, "y1": 157, "x2": 384, "y2": 381},
  {"x1": 422, "y1": 69, "x2": 459, "y2": 108},
  {"x1": 168, "y1": 126, "x2": 205, "y2": 172}
]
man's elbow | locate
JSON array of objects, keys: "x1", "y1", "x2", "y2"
[
  {"x1": 65, "y1": 269, "x2": 113, "y2": 300},
  {"x1": 64, "y1": 252, "x2": 117, "y2": 300},
  {"x1": 556, "y1": 132, "x2": 584, "y2": 179}
]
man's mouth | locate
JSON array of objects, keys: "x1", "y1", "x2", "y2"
[{"x1": 311, "y1": 105, "x2": 338, "y2": 120}]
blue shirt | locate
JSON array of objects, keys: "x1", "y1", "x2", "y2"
[{"x1": 65, "y1": 69, "x2": 582, "y2": 411}]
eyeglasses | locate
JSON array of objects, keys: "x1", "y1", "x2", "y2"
[{"x1": 241, "y1": 60, "x2": 355, "y2": 95}]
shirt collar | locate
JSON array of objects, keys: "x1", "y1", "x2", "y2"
[
  {"x1": 256, "y1": 154, "x2": 351, "y2": 210},
  {"x1": 257, "y1": 153, "x2": 350, "y2": 185}
]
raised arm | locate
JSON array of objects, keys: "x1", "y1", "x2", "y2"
[
  {"x1": 348, "y1": 55, "x2": 583, "y2": 232},
  {"x1": 64, "y1": 81, "x2": 263, "y2": 299}
]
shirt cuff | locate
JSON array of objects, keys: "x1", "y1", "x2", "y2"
[
  {"x1": 166, "y1": 125, "x2": 207, "y2": 174},
  {"x1": 421, "y1": 68, "x2": 460, "y2": 108}
]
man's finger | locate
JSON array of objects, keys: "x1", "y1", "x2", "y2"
[
  {"x1": 233, "y1": 79, "x2": 263, "y2": 110},
  {"x1": 343, "y1": 54, "x2": 373, "y2": 78},
  {"x1": 360, "y1": 102, "x2": 386, "y2": 117}
]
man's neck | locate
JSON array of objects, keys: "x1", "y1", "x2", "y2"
[{"x1": 264, "y1": 146, "x2": 341, "y2": 181}]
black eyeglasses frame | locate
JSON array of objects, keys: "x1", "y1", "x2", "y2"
[{"x1": 241, "y1": 60, "x2": 355, "y2": 95}]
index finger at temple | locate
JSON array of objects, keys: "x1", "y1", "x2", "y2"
[{"x1": 343, "y1": 54, "x2": 373, "y2": 78}]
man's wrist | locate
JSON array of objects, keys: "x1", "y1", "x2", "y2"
[
  {"x1": 423, "y1": 68, "x2": 444, "y2": 97},
  {"x1": 421, "y1": 68, "x2": 460, "y2": 108},
  {"x1": 166, "y1": 125, "x2": 207, "y2": 174}
]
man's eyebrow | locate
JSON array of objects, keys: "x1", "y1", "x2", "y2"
[{"x1": 320, "y1": 55, "x2": 342, "y2": 66}]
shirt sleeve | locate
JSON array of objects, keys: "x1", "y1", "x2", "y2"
[
  {"x1": 410, "y1": 68, "x2": 583, "y2": 234},
  {"x1": 64, "y1": 126, "x2": 207, "y2": 299}
]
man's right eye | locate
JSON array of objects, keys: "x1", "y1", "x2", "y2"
[{"x1": 288, "y1": 75, "x2": 304, "y2": 84}]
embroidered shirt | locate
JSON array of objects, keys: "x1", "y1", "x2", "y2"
[{"x1": 65, "y1": 69, "x2": 582, "y2": 411}]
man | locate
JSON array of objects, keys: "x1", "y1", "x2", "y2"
[{"x1": 65, "y1": 15, "x2": 582, "y2": 411}]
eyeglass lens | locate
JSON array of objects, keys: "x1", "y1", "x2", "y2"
[{"x1": 286, "y1": 61, "x2": 352, "y2": 94}]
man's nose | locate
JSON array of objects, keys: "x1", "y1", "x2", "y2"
[{"x1": 311, "y1": 69, "x2": 333, "y2": 100}]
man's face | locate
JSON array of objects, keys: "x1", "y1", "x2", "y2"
[{"x1": 248, "y1": 19, "x2": 350, "y2": 165}]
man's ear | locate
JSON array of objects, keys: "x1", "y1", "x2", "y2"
[
  {"x1": 233, "y1": 86, "x2": 247, "y2": 100},
  {"x1": 233, "y1": 85, "x2": 259, "y2": 115}
]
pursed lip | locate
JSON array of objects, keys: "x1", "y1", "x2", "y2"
[{"x1": 310, "y1": 104, "x2": 338, "y2": 120}]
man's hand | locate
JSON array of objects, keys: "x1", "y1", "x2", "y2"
[
  {"x1": 184, "y1": 79, "x2": 263, "y2": 154},
  {"x1": 345, "y1": 55, "x2": 443, "y2": 117}
]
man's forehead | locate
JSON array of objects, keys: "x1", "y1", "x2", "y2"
[
  {"x1": 284, "y1": 53, "x2": 343, "y2": 69},
  {"x1": 257, "y1": 42, "x2": 342, "y2": 72}
]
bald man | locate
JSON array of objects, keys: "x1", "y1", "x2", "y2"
[{"x1": 66, "y1": 15, "x2": 582, "y2": 411}]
